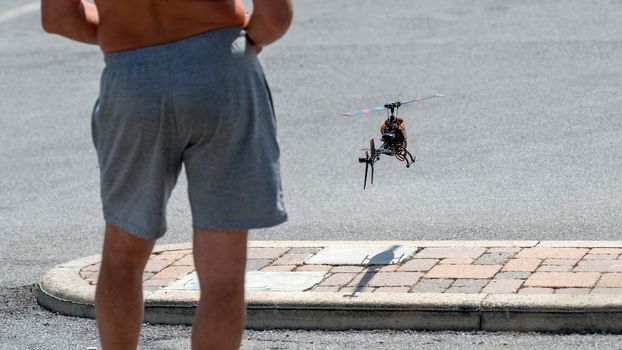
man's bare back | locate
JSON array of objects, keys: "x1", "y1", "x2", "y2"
[
  {"x1": 95, "y1": 0, "x2": 246, "y2": 52},
  {"x1": 42, "y1": 0, "x2": 292, "y2": 54}
]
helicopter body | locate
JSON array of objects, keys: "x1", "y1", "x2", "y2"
[{"x1": 341, "y1": 94, "x2": 443, "y2": 189}]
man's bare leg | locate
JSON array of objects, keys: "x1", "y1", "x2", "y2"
[
  {"x1": 95, "y1": 223, "x2": 155, "y2": 350},
  {"x1": 191, "y1": 230, "x2": 248, "y2": 350}
]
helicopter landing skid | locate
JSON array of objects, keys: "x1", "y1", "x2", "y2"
[
  {"x1": 395, "y1": 147, "x2": 416, "y2": 168},
  {"x1": 359, "y1": 144, "x2": 416, "y2": 189}
]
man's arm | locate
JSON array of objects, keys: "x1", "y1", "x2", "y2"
[
  {"x1": 245, "y1": 0, "x2": 293, "y2": 51},
  {"x1": 41, "y1": 0, "x2": 99, "y2": 44}
]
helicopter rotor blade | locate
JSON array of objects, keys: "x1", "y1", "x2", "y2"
[
  {"x1": 399, "y1": 93, "x2": 444, "y2": 107},
  {"x1": 363, "y1": 161, "x2": 369, "y2": 190},
  {"x1": 340, "y1": 93, "x2": 443, "y2": 116},
  {"x1": 341, "y1": 105, "x2": 386, "y2": 117}
]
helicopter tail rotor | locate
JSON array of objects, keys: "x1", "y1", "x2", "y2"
[
  {"x1": 359, "y1": 151, "x2": 370, "y2": 189},
  {"x1": 358, "y1": 138, "x2": 378, "y2": 189},
  {"x1": 364, "y1": 161, "x2": 370, "y2": 189},
  {"x1": 370, "y1": 161, "x2": 374, "y2": 185},
  {"x1": 369, "y1": 138, "x2": 376, "y2": 187}
]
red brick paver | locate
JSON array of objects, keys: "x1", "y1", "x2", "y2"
[
  {"x1": 525, "y1": 272, "x2": 601, "y2": 288},
  {"x1": 319, "y1": 273, "x2": 357, "y2": 286},
  {"x1": 439, "y1": 258, "x2": 474, "y2": 265},
  {"x1": 542, "y1": 259, "x2": 577, "y2": 266},
  {"x1": 537, "y1": 265, "x2": 573, "y2": 272},
  {"x1": 79, "y1": 243, "x2": 622, "y2": 296},
  {"x1": 596, "y1": 273, "x2": 622, "y2": 288},
  {"x1": 416, "y1": 247, "x2": 486, "y2": 259},
  {"x1": 296, "y1": 264, "x2": 332, "y2": 272},
  {"x1": 376, "y1": 265, "x2": 400, "y2": 272},
  {"x1": 151, "y1": 265, "x2": 194, "y2": 280},
  {"x1": 273, "y1": 253, "x2": 311, "y2": 266},
  {"x1": 339, "y1": 286, "x2": 375, "y2": 293},
  {"x1": 591, "y1": 248, "x2": 622, "y2": 255},
  {"x1": 311, "y1": 286, "x2": 340, "y2": 293},
  {"x1": 375, "y1": 287, "x2": 411, "y2": 293},
  {"x1": 144, "y1": 259, "x2": 173, "y2": 273},
  {"x1": 398, "y1": 259, "x2": 439, "y2": 271},
  {"x1": 502, "y1": 259, "x2": 541, "y2": 272},
  {"x1": 330, "y1": 266, "x2": 364, "y2": 273},
  {"x1": 348, "y1": 272, "x2": 422, "y2": 287},
  {"x1": 156, "y1": 250, "x2": 189, "y2": 261},
  {"x1": 261, "y1": 265, "x2": 296, "y2": 272},
  {"x1": 172, "y1": 255, "x2": 194, "y2": 266},
  {"x1": 584, "y1": 254, "x2": 618, "y2": 260},
  {"x1": 248, "y1": 247, "x2": 289, "y2": 260}
]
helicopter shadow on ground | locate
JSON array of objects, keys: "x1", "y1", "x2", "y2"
[{"x1": 344, "y1": 245, "x2": 404, "y2": 298}]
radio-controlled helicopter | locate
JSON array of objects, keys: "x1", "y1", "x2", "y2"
[{"x1": 341, "y1": 93, "x2": 443, "y2": 189}]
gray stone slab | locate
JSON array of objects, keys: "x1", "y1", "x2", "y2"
[
  {"x1": 246, "y1": 259, "x2": 272, "y2": 271},
  {"x1": 288, "y1": 247, "x2": 322, "y2": 254},
  {"x1": 163, "y1": 271, "x2": 328, "y2": 292},
  {"x1": 411, "y1": 279, "x2": 453, "y2": 293},
  {"x1": 305, "y1": 245, "x2": 418, "y2": 266},
  {"x1": 446, "y1": 279, "x2": 488, "y2": 294},
  {"x1": 474, "y1": 252, "x2": 515, "y2": 265},
  {"x1": 574, "y1": 260, "x2": 622, "y2": 272},
  {"x1": 495, "y1": 272, "x2": 532, "y2": 279}
]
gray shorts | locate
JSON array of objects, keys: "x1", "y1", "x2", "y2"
[{"x1": 91, "y1": 27, "x2": 287, "y2": 240}]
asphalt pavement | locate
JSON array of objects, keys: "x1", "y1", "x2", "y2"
[{"x1": 1, "y1": 0, "x2": 622, "y2": 348}]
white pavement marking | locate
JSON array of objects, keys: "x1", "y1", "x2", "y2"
[
  {"x1": 245, "y1": 271, "x2": 328, "y2": 292},
  {"x1": 164, "y1": 271, "x2": 328, "y2": 292},
  {"x1": 163, "y1": 272, "x2": 199, "y2": 290},
  {"x1": 0, "y1": 2, "x2": 40, "y2": 23}
]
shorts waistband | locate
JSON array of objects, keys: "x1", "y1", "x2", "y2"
[{"x1": 103, "y1": 26, "x2": 245, "y2": 66}]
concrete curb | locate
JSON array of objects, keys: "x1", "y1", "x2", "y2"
[{"x1": 37, "y1": 241, "x2": 622, "y2": 332}]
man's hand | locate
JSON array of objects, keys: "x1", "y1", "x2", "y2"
[
  {"x1": 41, "y1": 0, "x2": 99, "y2": 44},
  {"x1": 245, "y1": 0, "x2": 293, "y2": 53}
]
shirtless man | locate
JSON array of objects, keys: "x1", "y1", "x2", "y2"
[{"x1": 41, "y1": 1, "x2": 292, "y2": 349}]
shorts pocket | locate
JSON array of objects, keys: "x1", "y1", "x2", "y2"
[{"x1": 90, "y1": 98, "x2": 100, "y2": 150}]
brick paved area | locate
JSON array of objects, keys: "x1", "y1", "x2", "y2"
[{"x1": 79, "y1": 244, "x2": 622, "y2": 294}]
